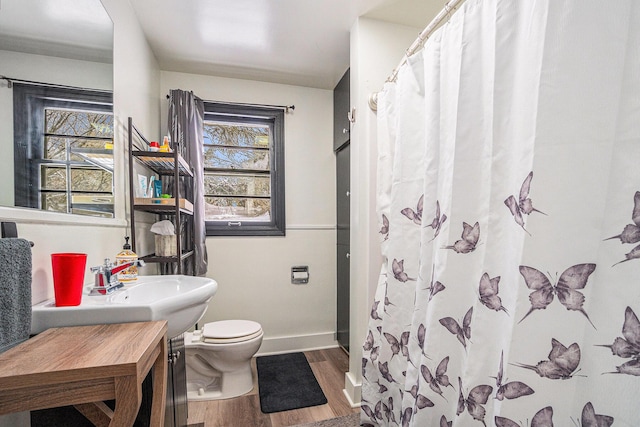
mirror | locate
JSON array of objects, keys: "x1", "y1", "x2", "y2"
[{"x1": 0, "y1": 0, "x2": 114, "y2": 216}]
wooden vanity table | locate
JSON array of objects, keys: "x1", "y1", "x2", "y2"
[{"x1": 0, "y1": 321, "x2": 167, "y2": 427}]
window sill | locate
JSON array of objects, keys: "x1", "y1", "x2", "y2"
[
  {"x1": 206, "y1": 222, "x2": 285, "y2": 237},
  {"x1": 0, "y1": 206, "x2": 127, "y2": 228}
]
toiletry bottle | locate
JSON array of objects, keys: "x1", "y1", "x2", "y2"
[
  {"x1": 149, "y1": 141, "x2": 159, "y2": 152},
  {"x1": 116, "y1": 236, "x2": 138, "y2": 282},
  {"x1": 160, "y1": 136, "x2": 172, "y2": 153}
]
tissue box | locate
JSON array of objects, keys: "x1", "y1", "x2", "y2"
[{"x1": 155, "y1": 235, "x2": 177, "y2": 257}]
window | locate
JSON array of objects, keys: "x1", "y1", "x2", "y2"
[
  {"x1": 13, "y1": 84, "x2": 114, "y2": 217},
  {"x1": 203, "y1": 102, "x2": 285, "y2": 236}
]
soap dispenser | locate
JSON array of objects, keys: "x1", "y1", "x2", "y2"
[{"x1": 116, "y1": 236, "x2": 138, "y2": 282}]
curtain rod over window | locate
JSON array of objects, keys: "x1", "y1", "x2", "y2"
[
  {"x1": 368, "y1": 0, "x2": 466, "y2": 111},
  {"x1": 165, "y1": 94, "x2": 295, "y2": 113},
  {"x1": 0, "y1": 75, "x2": 111, "y2": 93}
]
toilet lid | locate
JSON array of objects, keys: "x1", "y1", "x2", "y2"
[{"x1": 202, "y1": 320, "x2": 262, "y2": 341}]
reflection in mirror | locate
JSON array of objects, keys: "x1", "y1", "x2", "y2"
[{"x1": 0, "y1": 0, "x2": 114, "y2": 217}]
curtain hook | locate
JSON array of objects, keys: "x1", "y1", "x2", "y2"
[{"x1": 444, "y1": 2, "x2": 453, "y2": 23}]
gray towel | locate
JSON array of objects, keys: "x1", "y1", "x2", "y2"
[{"x1": 0, "y1": 238, "x2": 32, "y2": 353}]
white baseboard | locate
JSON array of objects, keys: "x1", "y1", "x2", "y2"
[
  {"x1": 343, "y1": 371, "x2": 362, "y2": 407},
  {"x1": 256, "y1": 331, "x2": 338, "y2": 356}
]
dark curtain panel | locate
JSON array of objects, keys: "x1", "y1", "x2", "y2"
[{"x1": 168, "y1": 89, "x2": 208, "y2": 276}]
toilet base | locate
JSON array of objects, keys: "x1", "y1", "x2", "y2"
[{"x1": 186, "y1": 362, "x2": 254, "y2": 401}]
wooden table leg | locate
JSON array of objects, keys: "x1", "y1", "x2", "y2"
[
  {"x1": 150, "y1": 338, "x2": 168, "y2": 427},
  {"x1": 110, "y1": 376, "x2": 141, "y2": 427},
  {"x1": 74, "y1": 402, "x2": 113, "y2": 427}
]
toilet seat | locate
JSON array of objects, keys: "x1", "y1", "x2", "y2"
[{"x1": 201, "y1": 320, "x2": 263, "y2": 344}]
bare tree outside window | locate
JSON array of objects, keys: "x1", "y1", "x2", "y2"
[
  {"x1": 203, "y1": 121, "x2": 272, "y2": 221},
  {"x1": 202, "y1": 102, "x2": 285, "y2": 236},
  {"x1": 42, "y1": 108, "x2": 114, "y2": 216},
  {"x1": 13, "y1": 83, "x2": 114, "y2": 217}
]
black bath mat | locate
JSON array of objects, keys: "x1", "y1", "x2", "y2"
[{"x1": 256, "y1": 352, "x2": 327, "y2": 413}]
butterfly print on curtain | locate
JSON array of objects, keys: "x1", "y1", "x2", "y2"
[
  {"x1": 363, "y1": 330, "x2": 375, "y2": 352},
  {"x1": 579, "y1": 402, "x2": 614, "y2": 427},
  {"x1": 504, "y1": 171, "x2": 546, "y2": 235},
  {"x1": 612, "y1": 245, "x2": 640, "y2": 267},
  {"x1": 392, "y1": 258, "x2": 416, "y2": 282},
  {"x1": 478, "y1": 272, "x2": 508, "y2": 314},
  {"x1": 400, "y1": 407, "x2": 413, "y2": 427},
  {"x1": 416, "y1": 323, "x2": 430, "y2": 358},
  {"x1": 420, "y1": 356, "x2": 453, "y2": 399},
  {"x1": 370, "y1": 300, "x2": 382, "y2": 320},
  {"x1": 514, "y1": 338, "x2": 582, "y2": 379},
  {"x1": 362, "y1": 357, "x2": 369, "y2": 380},
  {"x1": 378, "y1": 361, "x2": 398, "y2": 383},
  {"x1": 383, "y1": 284, "x2": 396, "y2": 312},
  {"x1": 364, "y1": 396, "x2": 396, "y2": 425},
  {"x1": 440, "y1": 307, "x2": 473, "y2": 349},
  {"x1": 443, "y1": 221, "x2": 480, "y2": 253},
  {"x1": 493, "y1": 351, "x2": 534, "y2": 400},
  {"x1": 518, "y1": 264, "x2": 597, "y2": 328},
  {"x1": 598, "y1": 306, "x2": 640, "y2": 376},
  {"x1": 604, "y1": 191, "x2": 640, "y2": 244},
  {"x1": 496, "y1": 404, "x2": 611, "y2": 427},
  {"x1": 401, "y1": 194, "x2": 423, "y2": 225},
  {"x1": 606, "y1": 191, "x2": 640, "y2": 266},
  {"x1": 372, "y1": 399, "x2": 388, "y2": 422},
  {"x1": 361, "y1": 402, "x2": 379, "y2": 425},
  {"x1": 374, "y1": 379, "x2": 387, "y2": 394},
  {"x1": 406, "y1": 376, "x2": 435, "y2": 413},
  {"x1": 426, "y1": 200, "x2": 447, "y2": 239},
  {"x1": 440, "y1": 415, "x2": 452, "y2": 427},
  {"x1": 414, "y1": 393, "x2": 435, "y2": 411},
  {"x1": 424, "y1": 270, "x2": 446, "y2": 301},
  {"x1": 384, "y1": 396, "x2": 397, "y2": 424},
  {"x1": 383, "y1": 331, "x2": 414, "y2": 366},
  {"x1": 457, "y1": 376, "x2": 493, "y2": 426},
  {"x1": 380, "y1": 213, "x2": 389, "y2": 241},
  {"x1": 495, "y1": 406, "x2": 554, "y2": 427}
]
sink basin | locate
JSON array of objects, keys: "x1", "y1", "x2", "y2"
[{"x1": 31, "y1": 275, "x2": 218, "y2": 338}]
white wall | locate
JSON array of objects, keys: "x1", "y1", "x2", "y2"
[
  {"x1": 160, "y1": 71, "x2": 337, "y2": 354},
  {"x1": 345, "y1": 17, "x2": 422, "y2": 405}
]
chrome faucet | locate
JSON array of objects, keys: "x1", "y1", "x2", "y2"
[{"x1": 88, "y1": 258, "x2": 146, "y2": 295}]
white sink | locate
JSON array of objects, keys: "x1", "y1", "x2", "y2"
[{"x1": 31, "y1": 275, "x2": 218, "y2": 338}]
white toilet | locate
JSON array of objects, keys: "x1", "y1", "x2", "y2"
[{"x1": 184, "y1": 319, "x2": 263, "y2": 401}]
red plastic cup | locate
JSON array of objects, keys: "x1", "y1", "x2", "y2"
[{"x1": 51, "y1": 253, "x2": 87, "y2": 307}]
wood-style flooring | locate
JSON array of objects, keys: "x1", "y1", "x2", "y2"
[{"x1": 187, "y1": 347, "x2": 359, "y2": 427}]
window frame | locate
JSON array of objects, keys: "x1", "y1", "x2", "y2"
[
  {"x1": 203, "y1": 102, "x2": 285, "y2": 237},
  {"x1": 13, "y1": 83, "x2": 113, "y2": 215}
]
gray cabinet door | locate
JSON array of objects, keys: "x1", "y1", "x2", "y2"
[
  {"x1": 336, "y1": 143, "x2": 350, "y2": 352},
  {"x1": 337, "y1": 242, "x2": 350, "y2": 351},
  {"x1": 336, "y1": 143, "x2": 350, "y2": 245},
  {"x1": 333, "y1": 69, "x2": 350, "y2": 151},
  {"x1": 166, "y1": 334, "x2": 188, "y2": 427}
]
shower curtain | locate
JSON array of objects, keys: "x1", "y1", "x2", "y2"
[{"x1": 362, "y1": 1, "x2": 640, "y2": 426}]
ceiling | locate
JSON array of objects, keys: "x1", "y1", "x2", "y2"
[
  {"x1": 0, "y1": 0, "x2": 444, "y2": 90},
  {"x1": 0, "y1": 0, "x2": 113, "y2": 63},
  {"x1": 130, "y1": 0, "x2": 444, "y2": 89}
]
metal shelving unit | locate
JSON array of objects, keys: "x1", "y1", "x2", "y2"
[{"x1": 127, "y1": 117, "x2": 195, "y2": 275}]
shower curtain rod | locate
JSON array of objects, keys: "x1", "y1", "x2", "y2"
[
  {"x1": 368, "y1": 0, "x2": 466, "y2": 111},
  {"x1": 165, "y1": 94, "x2": 295, "y2": 113},
  {"x1": 0, "y1": 75, "x2": 111, "y2": 93}
]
